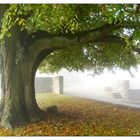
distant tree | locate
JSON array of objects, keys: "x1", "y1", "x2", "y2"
[{"x1": 0, "y1": 4, "x2": 139, "y2": 128}]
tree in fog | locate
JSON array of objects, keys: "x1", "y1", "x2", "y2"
[{"x1": 0, "y1": 4, "x2": 140, "y2": 128}]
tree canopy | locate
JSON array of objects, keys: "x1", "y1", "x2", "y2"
[{"x1": 0, "y1": 4, "x2": 140, "y2": 74}]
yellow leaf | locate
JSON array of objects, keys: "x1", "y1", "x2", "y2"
[{"x1": 18, "y1": 18, "x2": 25, "y2": 26}]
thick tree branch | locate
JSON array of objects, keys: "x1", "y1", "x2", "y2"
[
  {"x1": 26, "y1": 23, "x2": 115, "y2": 49},
  {"x1": 27, "y1": 34, "x2": 126, "y2": 68},
  {"x1": 24, "y1": 17, "x2": 139, "y2": 66},
  {"x1": 27, "y1": 20, "x2": 139, "y2": 48},
  {"x1": 28, "y1": 23, "x2": 113, "y2": 44}
]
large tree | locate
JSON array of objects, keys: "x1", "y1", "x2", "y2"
[{"x1": 0, "y1": 4, "x2": 140, "y2": 129}]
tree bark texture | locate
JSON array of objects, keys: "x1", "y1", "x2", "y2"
[{"x1": 0, "y1": 25, "x2": 54, "y2": 128}]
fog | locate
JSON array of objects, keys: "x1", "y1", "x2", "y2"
[
  {"x1": 1, "y1": 66, "x2": 140, "y2": 107},
  {"x1": 36, "y1": 66, "x2": 140, "y2": 108},
  {"x1": 36, "y1": 67, "x2": 140, "y2": 95}
]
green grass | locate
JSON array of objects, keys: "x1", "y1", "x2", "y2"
[{"x1": 1, "y1": 93, "x2": 140, "y2": 136}]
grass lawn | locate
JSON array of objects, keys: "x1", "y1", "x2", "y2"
[{"x1": 1, "y1": 93, "x2": 140, "y2": 136}]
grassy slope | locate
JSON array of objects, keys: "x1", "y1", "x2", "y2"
[{"x1": 0, "y1": 93, "x2": 140, "y2": 136}]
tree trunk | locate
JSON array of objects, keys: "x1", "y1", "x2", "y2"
[
  {"x1": 0, "y1": 25, "x2": 53, "y2": 128},
  {"x1": 23, "y1": 58, "x2": 45, "y2": 122},
  {"x1": 0, "y1": 30, "x2": 27, "y2": 128},
  {"x1": 0, "y1": 4, "x2": 65, "y2": 129},
  {"x1": 23, "y1": 47, "x2": 54, "y2": 121}
]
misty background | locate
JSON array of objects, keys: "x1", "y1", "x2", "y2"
[
  {"x1": 1, "y1": 66, "x2": 140, "y2": 106},
  {"x1": 36, "y1": 66, "x2": 140, "y2": 99}
]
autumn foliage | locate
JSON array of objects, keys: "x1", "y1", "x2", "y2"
[{"x1": 0, "y1": 93, "x2": 140, "y2": 136}]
